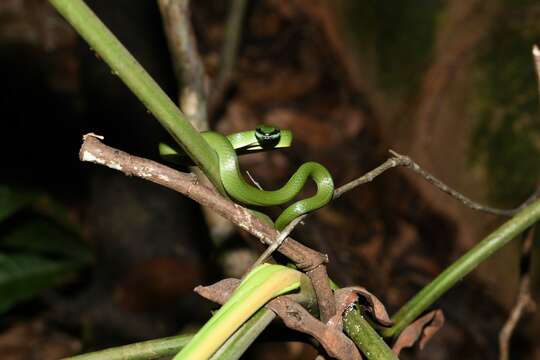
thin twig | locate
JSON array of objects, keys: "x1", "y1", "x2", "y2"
[
  {"x1": 533, "y1": 45, "x2": 540, "y2": 100},
  {"x1": 498, "y1": 276, "x2": 534, "y2": 360},
  {"x1": 334, "y1": 149, "x2": 538, "y2": 217},
  {"x1": 245, "y1": 170, "x2": 263, "y2": 190},
  {"x1": 388, "y1": 149, "x2": 538, "y2": 216},
  {"x1": 208, "y1": 0, "x2": 249, "y2": 116},
  {"x1": 157, "y1": 0, "x2": 208, "y2": 130},
  {"x1": 499, "y1": 277, "x2": 535, "y2": 359},
  {"x1": 333, "y1": 156, "x2": 407, "y2": 199},
  {"x1": 498, "y1": 228, "x2": 537, "y2": 360},
  {"x1": 250, "y1": 215, "x2": 307, "y2": 271}
]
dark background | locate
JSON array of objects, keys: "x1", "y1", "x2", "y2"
[{"x1": 0, "y1": 0, "x2": 539, "y2": 359}]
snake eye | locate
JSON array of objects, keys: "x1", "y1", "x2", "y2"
[{"x1": 255, "y1": 125, "x2": 281, "y2": 147}]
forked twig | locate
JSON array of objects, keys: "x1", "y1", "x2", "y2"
[
  {"x1": 334, "y1": 149, "x2": 538, "y2": 217},
  {"x1": 249, "y1": 215, "x2": 307, "y2": 271}
]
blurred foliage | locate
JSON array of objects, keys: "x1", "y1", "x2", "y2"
[
  {"x1": 0, "y1": 186, "x2": 36, "y2": 223},
  {"x1": 0, "y1": 184, "x2": 92, "y2": 314},
  {"x1": 471, "y1": 1, "x2": 540, "y2": 205},
  {"x1": 0, "y1": 254, "x2": 81, "y2": 313},
  {"x1": 1, "y1": 219, "x2": 91, "y2": 263},
  {"x1": 343, "y1": 0, "x2": 443, "y2": 94}
]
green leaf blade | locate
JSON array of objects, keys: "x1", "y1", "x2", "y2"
[
  {"x1": 0, "y1": 253, "x2": 80, "y2": 313},
  {"x1": 0, "y1": 186, "x2": 37, "y2": 223}
]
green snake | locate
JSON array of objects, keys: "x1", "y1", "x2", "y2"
[{"x1": 159, "y1": 125, "x2": 334, "y2": 230}]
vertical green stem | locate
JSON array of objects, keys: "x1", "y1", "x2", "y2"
[
  {"x1": 383, "y1": 199, "x2": 540, "y2": 337},
  {"x1": 343, "y1": 307, "x2": 398, "y2": 360},
  {"x1": 48, "y1": 0, "x2": 224, "y2": 193},
  {"x1": 63, "y1": 335, "x2": 193, "y2": 360}
]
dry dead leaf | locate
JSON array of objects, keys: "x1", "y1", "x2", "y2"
[
  {"x1": 392, "y1": 309, "x2": 445, "y2": 355},
  {"x1": 194, "y1": 278, "x2": 240, "y2": 304},
  {"x1": 268, "y1": 297, "x2": 362, "y2": 360},
  {"x1": 331, "y1": 287, "x2": 393, "y2": 329}
]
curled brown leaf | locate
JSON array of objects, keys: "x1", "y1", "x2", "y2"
[
  {"x1": 194, "y1": 278, "x2": 240, "y2": 305},
  {"x1": 392, "y1": 309, "x2": 445, "y2": 355},
  {"x1": 331, "y1": 287, "x2": 393, "y2": 328},
  {"x1": 268, "y1": 297, "x2": 362, "y2": 360}
]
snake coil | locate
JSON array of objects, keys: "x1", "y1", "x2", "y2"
[{"x1": 160, "y1": 125, "x2": 334, "y2": 230}]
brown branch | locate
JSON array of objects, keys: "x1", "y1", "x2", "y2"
[
  {"x1": 333, "y1": 156, "x2": 407, "y2": 199},
  {"x1": 307, "y1": 265, "x2": 336, "y2": 323},
  {"x1": 79, "y1": 134, "x2": 336, "y2": 319},
  {"x1": 158, "y1": 0, "x2": 208, "y2": 130},
  {"x1": 80, "y1": 135, "x2": 324, "y2": 268}
]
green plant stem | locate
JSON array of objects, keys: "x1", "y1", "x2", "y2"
[
  {"x1": 211, "y1": 308, "x2": 275, "y2": 360},
  {"x1": 48, "y1": 0, "x2": 224, "y2": 194},
  {"x1": 63, "y1": 335, "x2": 192, "y2": 360},
  {"x1": 211, "y1": 274, "x2": 318, "y2": 360},
  {"x1": 383, "y1": 198, "x2": 540, "y2": 338},
  {"x1": 343, "y1": 307, "x2": 398, "y2": 360}
]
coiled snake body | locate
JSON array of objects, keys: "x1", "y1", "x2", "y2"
[{"x1": 160, "y1": 125, "x2": 334, "y2": 230}]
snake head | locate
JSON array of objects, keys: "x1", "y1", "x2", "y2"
[
  {"x1": 255, "y1": 125, "x2": 281, "y2": 148},
  {"x1": 227, "y1": 126, "x2": 292, "y2": 154}
]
